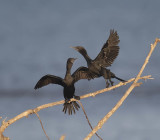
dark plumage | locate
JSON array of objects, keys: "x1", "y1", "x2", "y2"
[
  {"x1": 72, "y1": 29, "x2": 125, "y2": 88},
  {"x1": 34, "y1": 58, "x2": 94, "y2": 115}
]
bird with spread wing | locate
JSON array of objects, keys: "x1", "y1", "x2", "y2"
[{"x1": 72, "y1": 29, "x2": 126, "y2": 88}]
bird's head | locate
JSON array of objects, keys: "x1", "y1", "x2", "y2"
[
  {"x1": 71, "y1": 46, "x2": 88, "y2": 57},
  {"x1": 68, "y1": 58, "x2": 77, "y2": 64},
  {"x1": 71, "y1": 46, "x2": 85, "y2": 52}
]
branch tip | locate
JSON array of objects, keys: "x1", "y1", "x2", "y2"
[
  {"x1": 134, "y1": 82, "x2": 143, "y2": 87},
  {"x1": 60, "y1": 135, "x2": 66, "y2": 140},
  {"x1": 155, "y1": 38, "x2": 160, "y2": 42}
]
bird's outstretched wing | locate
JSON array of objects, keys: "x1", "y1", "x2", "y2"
[
  {"x1": 94, "y1": 29, "x2": 120, "y2": 67},
  {"x1": 34, "y1": 74, "x2": 65, "y2": 89},
  {"x1": 72, "y1": 66, "x2": 98, "y2": 83}
]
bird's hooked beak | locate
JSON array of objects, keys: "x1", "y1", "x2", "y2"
[
  {"x1": 73, "y1": 58, "x2": 77, "y2": 61},
  {"x1": 70, "y1": 46, "x2": 79, "y2": 51},
  {"x1": 71, "y1": 58, "x2": 77, "y2": 63}
]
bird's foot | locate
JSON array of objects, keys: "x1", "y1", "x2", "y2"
[
  {"x1": 65, "y1": 99, "x2": 70, "y2": 103},
  {"x1": 74, "y1": 95, "x2": 80, "y2": 100},
  {"x1": 106, "y1": 82, "x2": 110, "y2": 88},
  {"x1": 109, "y1": 78, "x2": 114, "y2": 86},
  {"x1": 110, "y1": 80, "x2": 114, "y2": 86}
]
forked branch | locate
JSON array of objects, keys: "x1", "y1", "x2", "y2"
[{"x1": 0, "y1": 76, "x2": 152, "y2": 140}]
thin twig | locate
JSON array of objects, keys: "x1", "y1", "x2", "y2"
[
  {"x1": 34, "y1": 112, "x2": 50, "y2": 140},
  {"x1": 77, "y1": 101, "x2": 103, "y2": 140},
  {"x1": 80, "y1": 75, "x2": 152, "y2": 99},
  {"x1": 84, "y1": 38, "x2": 160, "y2": 140}
]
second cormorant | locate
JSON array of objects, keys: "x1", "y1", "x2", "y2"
[{"x1": 72, "y1": 29, "x2": 125, "y2": 88}]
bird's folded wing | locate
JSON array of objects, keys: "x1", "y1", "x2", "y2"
[{"x1": 72, "y1": 67, "x2": 98, "y2": 83}]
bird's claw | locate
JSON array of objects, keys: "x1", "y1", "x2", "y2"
[
  {"x1": 65, "y1": 99, "x2": 70, "y2": 103},
  {"x1": 74, "y1": 95, "x2": 80, "y2": 100},
  {"x1": 110, "y1": 81, "x2": 114, "y2": 86},
  {"x1": 106, "y1": 82, "x2": 110, "y2": 88}
]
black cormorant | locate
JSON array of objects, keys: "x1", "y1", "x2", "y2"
[
  {"x1": 34, "y1": 58, "x2": 95, "y2": 115},
  {"x1": 72, "y1": 29, "x2": 125, "y2": 88}
]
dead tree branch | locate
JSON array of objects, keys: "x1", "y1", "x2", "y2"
[
  {"x1": 0, "y1": 75, "x2": 152, "y2": 140},
  {"x1": 59, "y1": 135, "x2": 66, "y2": 140},
  {"x1": 78, "y1": 101, "x2": 103, "y2": 140},
  {"x1": 34, "y1": 112, "x2": 50, "y2": 140}
]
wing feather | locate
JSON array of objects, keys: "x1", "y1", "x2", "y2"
[
  {"x1": 94, "y1": 29, "x2": 120, "y2": 67},
  {"x1": 34, "y1": 74, "x2": 65, "y2": 89},
  {"x1": 72, "y1": 67, "x2": 98, "y2": 83}
]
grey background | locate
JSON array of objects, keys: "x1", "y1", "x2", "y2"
[{"x1": 0, "y1": 0, "x2": 160, "y2": 140}]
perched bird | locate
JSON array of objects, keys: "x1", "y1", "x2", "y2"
[
  {"x1": 34, "y1": 58, "x2": 95, "y2": 115},
  {"x1": 72, "y1": 29, "x2": 125, "y2": 88}
]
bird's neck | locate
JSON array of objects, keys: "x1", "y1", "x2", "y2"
[
  {"x1": 65, "y1": 62, "x2": 72, "y2": 78},
  {"x1": 84, "y1": 54, "x2": 92, "y2": 65},
  {"x1": 79, "y1": 50, "x2": 92, "y2": 65}
]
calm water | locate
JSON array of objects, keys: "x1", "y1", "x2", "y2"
[{"x1": 0, "y1": 0, "x2": 160, "y2": 139}]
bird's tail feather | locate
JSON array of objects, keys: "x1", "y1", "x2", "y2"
[
  {"x1": 114, "y1": 76, "x2": 126, "y2": 82},
  {"x1": 63, "y1": 101, "x2": 80, "y2": 115}
]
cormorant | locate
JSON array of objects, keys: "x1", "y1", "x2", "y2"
[
  {"x1": 72, "y1": 29, "x2": 125, "y2": 88},
  {"x1": 34, "y1": 58, "x2": 95, "y2": 115}
]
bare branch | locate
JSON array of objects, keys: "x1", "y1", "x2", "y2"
[
  {"x1": 34, "y1": 112, "x2": 50, "y2": 140},
  {"x1": 59, "y1": 135, "x2": 66, "y2": 140},
  {"x1": 84, "y1": 38, "x2": 160, "y2": 140},
  {"x1": 0, "y1": 75, "x2": 152, "y2": 139},
  {"x1": 0, "y1": 134, "x2": 9, "y2": 140},
  {"x1": 78, "y1": 101, "x2": 103, "y2": 140},
  {"x1": 80, "y1": 75, "x2": 152, "y2": 99}
]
